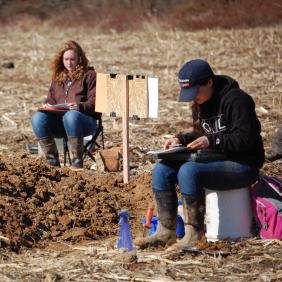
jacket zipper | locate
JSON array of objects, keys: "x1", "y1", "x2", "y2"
[{"x1": 65, "y1": 80, "x2": 72, "y2": 103}]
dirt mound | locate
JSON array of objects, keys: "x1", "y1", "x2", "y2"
[{"x1": 0, "y1": 153, "x2": 152, "y2": 251}]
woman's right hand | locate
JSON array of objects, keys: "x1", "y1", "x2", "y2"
[{"x1": 163, "y1": 137, "x2": 181, "y2": 149}]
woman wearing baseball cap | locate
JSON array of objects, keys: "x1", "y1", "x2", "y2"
[{"x1": 135, "y1": 59, "x2": 265, "y2": 250}]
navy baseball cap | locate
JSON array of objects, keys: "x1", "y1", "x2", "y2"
[{"x1": 178, "y1": 59, "x2": 214, "y2": 102}]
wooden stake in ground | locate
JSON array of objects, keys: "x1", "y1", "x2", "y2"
[
  {"x1": 96, "y1": 73, "x2": 158, "y2": 183},
  {"x1": 122, "y1": 75, "x2": 130, "y2": 183}
]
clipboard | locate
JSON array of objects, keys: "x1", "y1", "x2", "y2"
[
  {"x1": 36, "y1": 103, "x2": 70, "y2": 114},
  {"x1": 147, "y1": 146, "x2": 192, "y2": 161},
  {"x1": 148, "y1": 148, "x2": 227, "y2": 162},
  {"x1": 147, "y1": 146, "x2": 191, "y2": 156}
]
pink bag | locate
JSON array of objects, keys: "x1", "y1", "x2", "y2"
[{"x1": 251, "y1": 175, "x2": 282, "y2": 239}]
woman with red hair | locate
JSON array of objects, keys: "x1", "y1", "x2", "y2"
[{"x1": 32, "y1": 40, "x2": 101, "y2": 169}]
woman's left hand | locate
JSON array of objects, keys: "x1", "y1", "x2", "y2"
[
  {"x1": 187, "y1": 136, "x2": 210, "y2": 150},
  {"x1": 67, "y1": 103, "x2": 78, "y2": 110}
]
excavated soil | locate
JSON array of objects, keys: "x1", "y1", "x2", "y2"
[
  {"x1": 0, "y1": 153, "x2": 153, "y2": 251},
  {"x1": 0, "y1": 24, "x2": 281, "y2": 281}
]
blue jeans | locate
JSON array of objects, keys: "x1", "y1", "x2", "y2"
[
  {"x1": 152, "y1": 160, "x2": 259, "y2": 197},
  {"x1": 31, "y1": 110, "x2": 97, "y2": 139}
]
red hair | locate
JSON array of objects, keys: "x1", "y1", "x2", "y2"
[{"x1": 50, "y1": 40, "x2": 89, "y2": 83}]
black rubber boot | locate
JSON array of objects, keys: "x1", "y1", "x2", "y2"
[
  {"x1": 134, "y1": 190, "x2": 178, "y2": 249},
  {"x1": 68, "y1": 137, "x2": 84, "y2": 169},
  {"x1": 38, "y1": 137, "x2": 60, "y2": 167},
  {"x1": 166, "y1": 195, "x2": 205, "y2": 252}
]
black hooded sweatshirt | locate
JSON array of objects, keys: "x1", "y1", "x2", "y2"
[{"x1": 177, "y1": 75, "x2": 265, "y2": 168}]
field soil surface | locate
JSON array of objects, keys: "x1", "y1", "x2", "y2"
[{"x1": 0, "y1": 24, "x2": 281, "y2": 281}]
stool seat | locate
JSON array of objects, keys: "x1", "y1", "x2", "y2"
[{"x1": 205, "y1": 187, "x2": 253, "y2": 241}]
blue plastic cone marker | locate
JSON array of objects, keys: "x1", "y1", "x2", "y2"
[
  {"x1": 177, "y1": 199, "x2": 185, "y2": 237},
  {"x1": 178, "y1": 200, "x2": 183, "y2": 219},
  {"x1": 141, "y1": 216, "x2": 158, "y2": 236},
  {"x1": 117, "y1": 210, "x2": 133, "y2": 252},
  {"x1": 149, "y1": 217, "x2": 158, "y2": 235},
  {"x1": 141, "y1": 211, "x2": 185, "y2": 238},
  {"x1": 138, "y1": 200, "x2": 184, "y2": 238},
  {"x1": 176, "y1": 214, "x2": 185, "y2": 238}
]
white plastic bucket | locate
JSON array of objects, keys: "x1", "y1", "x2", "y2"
[{"x1": 205, "y1": 187, "x2": 253, "y2": 241}]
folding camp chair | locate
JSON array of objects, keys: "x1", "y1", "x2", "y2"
[
  {"x1": 63, "y1": 116, "x2": 104, "y2": 166},
  {"x1": 83, "y1": 116, "x2": 105, "y2": 162}
]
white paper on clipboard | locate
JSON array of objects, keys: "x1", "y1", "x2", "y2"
[{"x1": 148, "y1": 77, "x2": 158, "y2": 118}]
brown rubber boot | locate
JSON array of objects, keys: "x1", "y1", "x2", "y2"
[
  {"x1": 68, "y1": 137, "x2": 84, "y2": 169},
  {"x1": 38, "y1": 137, "x2": 60, "y2": 167},
  {"x1": 134, "y1": 191, "x2": 178, "y2": 249},
  {"x1": 166, "y1": 195, "x2": 205, "y2": 252}
]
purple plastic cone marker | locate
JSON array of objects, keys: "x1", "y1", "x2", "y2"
[{"x1": 117, "y1": 210, "x2": 133, "y2": 252}]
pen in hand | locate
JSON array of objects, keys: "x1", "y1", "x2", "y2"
[
  {"x1": 163, "y1": 137, "x2": 182, "y2": 150},
  {"x1": 169, "y1": 144, "x2": 182, "y2": 148}
]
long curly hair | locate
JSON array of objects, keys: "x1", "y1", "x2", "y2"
[{"x1": 50, "y1": 40, "x2": 89, "y2": 83}]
